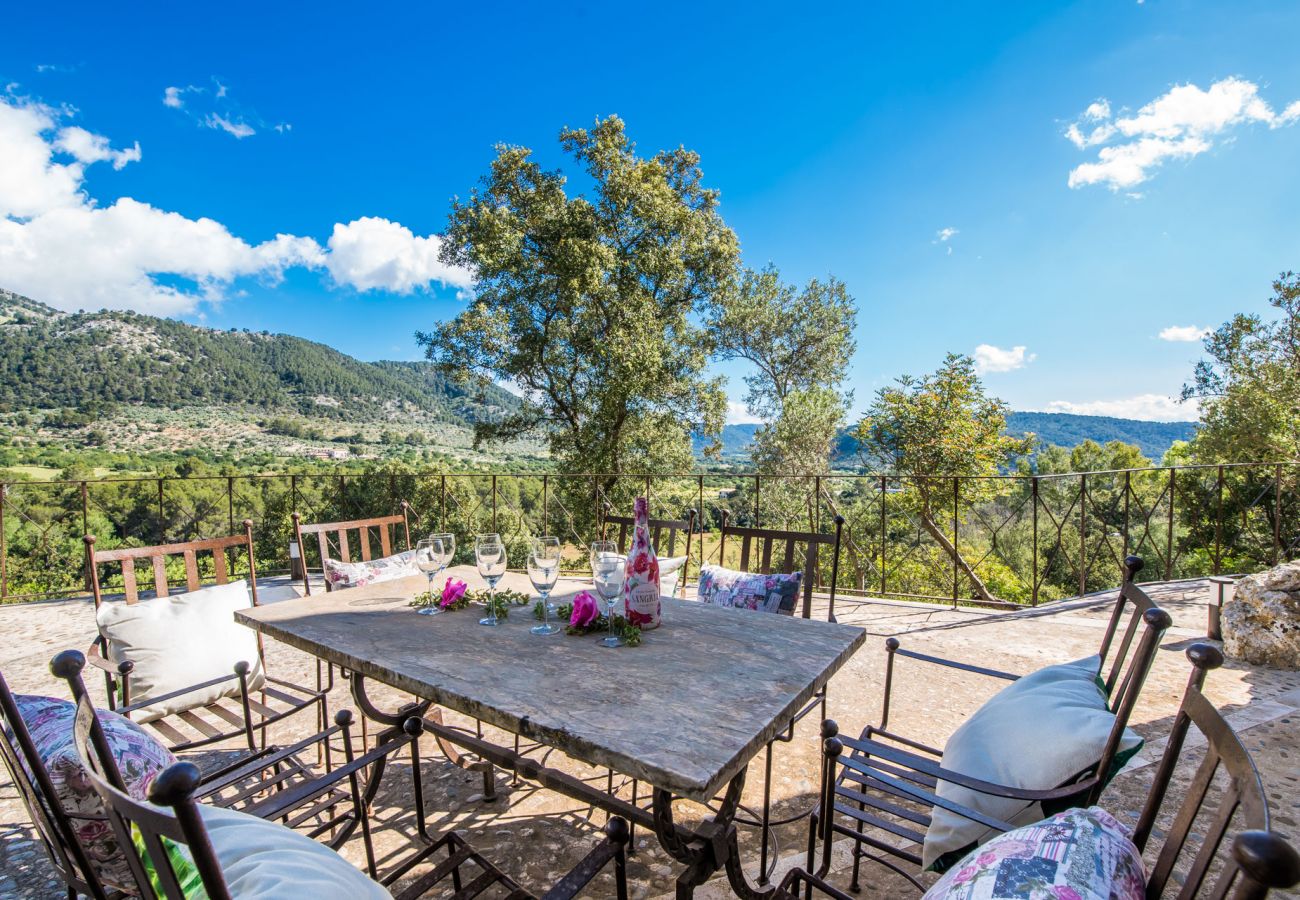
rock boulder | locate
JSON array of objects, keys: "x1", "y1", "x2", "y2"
[{"x1": 1222, "y1": 560, "x2": 1300, "y2": 668}]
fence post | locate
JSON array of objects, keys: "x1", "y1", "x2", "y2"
[
  {"x1": 1214, "y1": 465, "x2": 1224, "y2": 576},
  {"x1": 157, "y1": 478, "x2": 165, "y2": 544},
  {"x1": 952, "y1": 476, "x2": 959, "y2": 605},
  {"x1": 697, "y1": 475, "x2": 704, "y2": 569},
  {"x1": 492, "y1": 474, "x2": 498, "y2": 534},
  {"x1": 1078, "y1": 473, "x2": 1087, "y2": 597},
  {"x1": 440, "y1": 475, "x2": 447, "y2": 532},
  {"x1": 0, "y1": 483, "x2": 6, "y2": 600},
  {"x1": 1031, "y1": 476, "x2": 1039, "y2": 606},
  {"x1": 290, "y1": 474, "x2": 299, "y2": 513},
  {"x1": 1165, "y1": 468, "x2": 1175, "y2": 580},
  {"x1": 1122, "y1": 470, "x2": 1131, "y2": 566},
  {"x1": 592, "y1": 475, "x2": 599, "y2": 538},
  {"x1": 542, "y1": 474, "x2": 549, "y2": 538},
  {"x1": 227, "y1": 476, "x2": 235, "y2": 534},
  {"x1": 1274, "y1": 463, "x2": 1283, "y2": 565},
  {"x1": 338, "y1": 474, "x2": 346, "y2": 516},
  {"x1": 645, "y1": 475, "x2": 651, "y2": 508},
  {"x1": 813, "y1": 475, "x2": 822, "y2": 590},
  {"x1": 754, "y1": 475, "x2": 761, "y2": 527},
  {"x1": 879, "y1": 475, "x2": 887, "y2": 597}
]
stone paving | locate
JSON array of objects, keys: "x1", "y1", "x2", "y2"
[{"x1": 1, "y1": 577, "x2": 1297, "y2": 898}]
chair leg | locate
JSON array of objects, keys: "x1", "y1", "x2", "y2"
[{"x1": 629, "y1": 778, "x2": 638, "y2": 854}]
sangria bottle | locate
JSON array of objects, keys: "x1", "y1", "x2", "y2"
[{"x1": 622, "y1": 497, "x2": 662, "y2": 629}]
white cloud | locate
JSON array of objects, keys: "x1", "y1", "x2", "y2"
[
  {"x1": 935, "y1": 227, "x2": 958, "y2": 242},
  {"x1": 973, "y1": 344, "x2": 1035, "y2": 374},
  {"x1": 1158, "y1": 324, "x2": 1212, "y2": 342},
  {"x1": 325, "y1": 217, "x2": 473, "y2": 293},
  {"x1": 162, "y1": 86, "x2": 187, "y2": 109},
  {"x1": 1065, "y1": 77, "x2": 1300, "y2": 191},
  {"x1": 203, "y1": 113, "x2": 255, "y2": 139},
  {"x1": 53, "y1": 126, "x2": 141, "y2": 170},
  {"x1": 1045, "y1": 394, "x2": 1199, "y2": 422},
  {"x1": 0, "y1": 94, "x2": 473, "y2": 315},
  {"x1": 725, "y1": 401, "x2": 764, "y2": 425}
]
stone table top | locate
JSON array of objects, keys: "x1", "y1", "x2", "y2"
[{"x1": 236, "y1": 565, "x2": 866, "y2": 801}]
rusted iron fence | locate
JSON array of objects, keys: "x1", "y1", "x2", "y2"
[{"x1": 2, "y1": 463, "x2": 1296, "y2": 606}]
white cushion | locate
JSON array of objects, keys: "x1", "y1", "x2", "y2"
[
  {"x1": 659, "y1": 556, "x2": 688, "y2": 597},
  {"x1": 922, "y1": 656, "x2": 1143, "y2": 870},
  {"x1": 323, "y1": 550, "x2": 418, "y2": 590},
  {"x1": 200, "y1": 803, "x2": 392, "y2": 898},
  {"x1": 97, "y1": 580, "x2": 265, "y2": 724}
]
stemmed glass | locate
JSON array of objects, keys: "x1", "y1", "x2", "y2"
[
  {"x1": 527, "y1": 537, "x2": 562, "y2": 635},
  {"x1": 414, "y1": 534, "x2": 456, "y2": 615},
  {"x1": 475, "y1": 533, "x2": 507, "y2": 627},
  {"x1": 589, "y1": 540, "x2": 626, "y2": 648}
]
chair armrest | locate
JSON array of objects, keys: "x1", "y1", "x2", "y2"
[
  {"x1": 539, "y1": 818, "x2": 629, "y2": 900},
  {"x1": 888, "y1": 642, "x2": 1020, "y2": 682},
  {"x1": 839, "y1": 733, "x2": 1100, "y2": 806},
  {"x1": 115, "y1": 670, "x2": 243, "y2": 717},
  {"x1": 85, "y1": 640, "x2": 133, "y2": 677}
]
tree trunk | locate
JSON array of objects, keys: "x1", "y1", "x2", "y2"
[{"x1": 918, "y1": 503, "x2": 997, "y2": 604}]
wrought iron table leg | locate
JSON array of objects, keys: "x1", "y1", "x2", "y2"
[
  {"x1": 652, "y1": 768, "x2": 777, "y2": 900},
  {"x1": 348, "y1": 672, "x2": 498, "y2": 803}
]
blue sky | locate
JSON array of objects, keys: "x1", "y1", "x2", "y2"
[{"x1": 2, "y1": 1, "x2": 1299, "y2": 423}]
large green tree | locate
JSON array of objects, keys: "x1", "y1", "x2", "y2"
[
  {"x1": 1183, "y1": 270, "x2": 1300, "y2": 462},
  {"x1": 855, "y1": 354, "x2": 1033, "y2": 603},
  {"x1": 421, "y1": 117, "x2": 738, "y2": 482},
  {"x1": 711, "y1": 265, "x2": 857, "y2": 527}
]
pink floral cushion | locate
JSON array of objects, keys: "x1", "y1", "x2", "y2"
[
  {"x1": 696, "y1": 564, "x2": 803, "y2": 614},
  {"x1": 323, "y1": 549, "x2": 418, "y2": 589},
  {"x1": 922, "y1": 807, "x2": 1145, "y2": 900},
  {"x1": 13, "y1": 694, "x2": 176, "y2": 891}
]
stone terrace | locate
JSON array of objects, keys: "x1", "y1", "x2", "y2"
[{"x1": 2, "y1": 579, "x2": 1297, "y2": 898}]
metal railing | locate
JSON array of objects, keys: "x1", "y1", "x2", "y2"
[{"x1": 1, "y1": 462, "x2": 1296, "y2": 606}]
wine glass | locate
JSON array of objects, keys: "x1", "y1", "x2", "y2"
[
  {"x1": 475, "y1": 533, "x2": 507, "y2": 627},
  {"x1": 528, "y1": 537, "x2": 561, "y2": 635},
  {"x1": 434, "y1": 532, "x2": 456, "y2": 570},
  {"x1": 414, "y1": 538, "x2": 443, "y2": 615},
  {"x1": 589, "y1": 541, "x2": 626, "y2": 648}
]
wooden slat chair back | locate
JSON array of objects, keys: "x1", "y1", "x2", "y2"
[
  {"x1": 1097, "y1": 555, "x2": 1164, "y2": 714},
  {"x1": 83, "y1": 522, "x2": 326, "y2": 754},
  {"x1": 86, "y1": 522, "x2": 258, "y2": 608},
  {"x1": 291, "y1": 501, "x2": 411, "y2": 595},
  {"x1": 603, "y1": 508, "x2": 697, "y2": 598},
  {"x1": 0, "y1": 668, "x2": 110, "y2": 900},
  {"x1": 717, "y1": 510, "x2": 846, "y2": 621},
  {"x1": 1133, "y1": 644, "x2": 1300, "y2": 899}
]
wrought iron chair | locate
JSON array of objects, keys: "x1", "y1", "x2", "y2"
[
  {"x1": 290, "y1": 501, "x2": 413, "y2": 595},
  {"x1": 801, "y1": 555, "x2": 1172, "y2": 892},
  {"x1": 0, "y1": 666, "x2": 112, "y2": 900},
  {"x1": 780, "y1": 643, "x2": 1300, "y2": 899},
  {"x1": 602, "y1": 507, "x2": 697, "y2": 598},
  {"x1": 9, "y1": 650, "x2": 378, "y2": 899},
  {"x1": 84, "y1": 522, "x2": 327, "y2": 756},
  {"x1": 58, "y1": 651, "x2": 631, "y2": 900}
]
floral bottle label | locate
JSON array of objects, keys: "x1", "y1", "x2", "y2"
[{"x1": 623, "y1": 496, "x2": 661, "y2": 629}]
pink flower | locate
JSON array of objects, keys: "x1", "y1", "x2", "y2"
[
  {"x1": 977, "y1": 851, "x2": 998, "y2": 865},
  {"x1": 633, "y1": 554, "x2": 649, "y2": 574},
  {"x1": 440, "y1": 578, "x2": 468, "y2": 608},
  {"x1": 1052, "y1": 888, "x2": 1084, "y2": 900},
  {"x1": 571, "y1": 591, "x2": 600, "y2": 627},
  {"x1": 951, "y1": 865, "x2": 978, "y2": 885}
]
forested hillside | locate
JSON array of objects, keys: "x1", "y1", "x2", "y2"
[{"x1": 0, "y1": 290, "x2": 516, "y2": 424}]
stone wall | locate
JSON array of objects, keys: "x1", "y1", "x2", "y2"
[{"x1": 1222, "y1": 560, "x2": 1300, "y2": 668}]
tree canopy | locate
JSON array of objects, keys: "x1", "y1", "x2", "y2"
[
  {"x1": 422, "y1": 116, "x2": 738, "y2": 478},
  {"x1": 855, "y1": 353, "x2": 1033, "y2": 602},
  {"x1": 1183, "y1": 270, "x2": 1300, "y2": 463}
]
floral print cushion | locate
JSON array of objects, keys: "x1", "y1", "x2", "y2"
[
  {"x1": 323, "y1": 549, "x2": 418, "y2": 589},
  {"x1": 922, "y1": 807, "x2": 1145, "y2": 900},
  {"x1": 13, "y1": 694, "x2": 176, "y2": 891},
  {"x1": 696, "y1": 564, "x2": 803, "y2": 614}
]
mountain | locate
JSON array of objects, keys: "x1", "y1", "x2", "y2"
[
  {"x1": 1002, "y1": 412, "x2": 1196, "y2": 460},
  {"x1": 0, "y1": 289, "x2": 518, "y2": 425},
  {"x1": 697, "y1": 412, "x2": 1198, "y2": 467}
]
